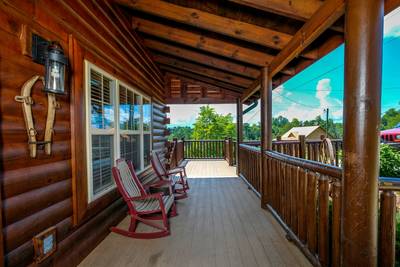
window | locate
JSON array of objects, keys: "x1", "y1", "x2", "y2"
[{"x1": 85, "y1": 61, "x2": 152, "y2": 202}]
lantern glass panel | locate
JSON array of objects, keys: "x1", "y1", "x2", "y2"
[{"x1": 45, "y1": 59, "x2": 65, "y2": 94}]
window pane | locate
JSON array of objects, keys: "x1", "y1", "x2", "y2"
[
  {"x1": 133, "y1": 94, "x2": 141, "y2": 131},
  {"x1": 119, "y1": 85, "x2": 129, "y2": 130},
  {"x1": 90, "y1": 69, "x2": 114, "y2": 129},
  {"x1": 143, "y1": 133, "x2": 151, "y2": 167},
  {"x1": 143, "y1": 98, "x2": 151, "y2": 131},
  {"x1": 120, "y1": 134, "x2": 141, "y2": 171},
  {"x1": 92, "y1": 135, "x2": 114, "y2": 195}
]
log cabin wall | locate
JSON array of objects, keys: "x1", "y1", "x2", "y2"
[{"x1": 0, "y1": 0, "x2": 166, "y2": 266}]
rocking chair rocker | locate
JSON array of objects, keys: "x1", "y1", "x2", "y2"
[
  {"x1": 111, "y1": 159, "x2": 177, "y2": 239},
  {"x1": 151, "y1": 152, "x2": 190, "y2": 200}
]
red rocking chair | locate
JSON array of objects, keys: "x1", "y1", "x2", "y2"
[
  {"x1": 111, "y1": 159, "x2": 177, "y2": 239},
  {"x1": 151, "y1": 152, "x2": 190, "y2": 200}
]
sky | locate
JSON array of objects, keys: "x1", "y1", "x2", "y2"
[{"x1": 169, "y1": 8, "x2": 400, "y2": 127}]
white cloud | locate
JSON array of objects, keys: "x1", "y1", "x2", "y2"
[
  {"x1": 384, "y1": 9, "x2": 400, "y2": 38},
  {"x1": 275, "y1": 78, "x2": 343, "y2": 121},
  {"x1": 286, "y1": 92, "x2": 293, "y2": 97},
  {"x1": 272, "y1": 85, "x2": 285, "y2": 103},
  {"x1": 276, "y1": 103, "x2": 324, "y2": 121},
  {"x1": 315, "y1": 78, "x2": 332, "y2": 108}
]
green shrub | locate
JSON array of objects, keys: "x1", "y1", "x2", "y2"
[{"x1": 380, "y1": 144, "x2": 400, "y2": 177}]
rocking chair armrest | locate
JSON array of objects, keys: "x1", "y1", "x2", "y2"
[
  {"x1": 166, "y1": 169, "x2": 183, "y2": 176},
  {"x1": 128, "y1": 193, "x2": 163, "y2": 201},
  {"x1": 149, "y1": 180, "x2": 172, "y2": 188}
]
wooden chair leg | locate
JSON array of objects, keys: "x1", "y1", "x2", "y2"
[{"x1": 110, "y1": 214, "x2": 171, "y2": 239}]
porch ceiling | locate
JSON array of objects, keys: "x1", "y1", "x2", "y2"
[{"x1": 114, "y1": 0, "x2": 400, "y2": 104}]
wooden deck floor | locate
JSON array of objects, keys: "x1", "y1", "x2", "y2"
[
  {"x1": 80, "y1": 161, "x2": 311, "y2": 267},
  {"x1": 185, "y1": 159, "x2": 237, "y2": 178}
]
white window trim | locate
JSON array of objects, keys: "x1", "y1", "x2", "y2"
[{"x1": 85, "y1": 60, "x2": 152, "y2": 203}]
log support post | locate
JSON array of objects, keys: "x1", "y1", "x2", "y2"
[
  {"x1": 236, "y1": 98, "x2": 243, "y2": 175},
  {"x1": 341, "y1": 0, "x2": 384, "y2": 266},
  {"x1": 260, "y1": 67, "x2": 272, "y2": 208}
]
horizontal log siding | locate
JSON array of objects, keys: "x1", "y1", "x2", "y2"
[{"x1": 0, "y1": 1, "x2": 166, "y2": 266}]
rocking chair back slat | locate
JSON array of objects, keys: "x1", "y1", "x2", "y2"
[
  {"x1": 114, "y1": 159, "x2": 146, "y2": 199},
  {"x1": 151, "y1": 152, "x2": 167, "y2": 178}
]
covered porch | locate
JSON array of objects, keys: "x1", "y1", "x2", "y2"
[
  {"x1": 80, "y1": 160, "x2": 311, "y2": 267},
  {"x1": 0, "y1": 0, "x2": 399, "y2": 266}
]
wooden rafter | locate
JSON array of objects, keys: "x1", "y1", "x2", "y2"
[
  {"x1": 161, "y1": 65, "x2": 245, "y2": 93},
  {"x1": 132, "y1": 17, "x2": 274, "y2": 66},
  {"x1": 269, "y1": 0, "x2": 345, "y2": 77},
  {"x1": 166, "y1": 73, "x2": 242, "y2": 97},
  {"x1": 165, "y1": 74, "x2": 239, "y2": 104},
  {"x1": 228, "y1": 0, "x2": 326, "y2": 21},
  {"x1": 117, "y1": 0, "x2": 292, "y2": 50},
  {"x1": 230, "y1": 0, "x2": 400, "y2": 21},
  {"x1": 153, "y1": 53, "x2": 253, "y2": 88},
  {"x1": 241, "y1": 77, "x2": 261, "y2": 102},
  {"x1": 241, "y1": 0, "x2": 345, "y2": 101},
  {"x1": 144, "y1": 38, "x2": 260, "y2": 79}
]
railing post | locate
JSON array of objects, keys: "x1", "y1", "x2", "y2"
[
  {"x1": 228, "y1": 137, "x2": 234, "y2": 166},
  {"x1": 173, "y1": 138, "x2": 178, "y2": 168},
  {"x1": 378, "y1": 190, "x2": 396, "y2": 267},
  {"x1": 299, "y1": 135, "x2": 306, "y2": 159},
  {"x1": 236, "y1": 98, "x2": 243, "y2": 175},
  {"x1": 181, "y1": 138, "x2": 185, "y2": 159},
  {"x1": 342, "y1": 0, "x2": 383, "y2": 265},
  {"x1": 260, "y1": 67, "x2": 272, "y2": 208}
]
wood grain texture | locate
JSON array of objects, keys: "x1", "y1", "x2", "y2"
[
  {"x1": 0, "y1": 0, "x2": 168, "y2": 266},
  {"x1": 80, "y1": 177, "x2": 311, "y2": 267}
]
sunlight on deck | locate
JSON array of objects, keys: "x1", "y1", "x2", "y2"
[
  {"x1": 185, "y1": 159, "x2": 237, "y2": 178},
  {"x1": 80, "y1": 175, "x2": 311, "y2": 267}
]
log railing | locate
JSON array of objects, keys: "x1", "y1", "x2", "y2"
[
  {"x1": 238, "y1": 145, "x2": 399, "y2": 267},
  {"x1": 264, "y1": 151, "x2": 342, "y2": 267},
  {"x1": 378, "y1": 177, "x2": 399, "y2": 267},
  {"x1": 244, "y1": 137, "x2": 343, "y2": 167},
  {"x1": 238, "y1": 144, "x2": 261, "y2": 195},
  {"x1": 166, "y1": 138, "x2": 184, "y2": 169},
  {"x1": 224, "y1": 138, "x2": 235, "y2": 166},
  {"x1": 183, "y1": 140, "x2": 226, "y2": 159}
]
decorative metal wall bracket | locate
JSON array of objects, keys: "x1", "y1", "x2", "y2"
[{"x1": 15, "y1": 75, "x2": 60, "y2": 158}]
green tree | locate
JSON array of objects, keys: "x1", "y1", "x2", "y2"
[
  {"x1": 244, "y1": 122, "x2": 261, "y2": 140},
  {"x1": 192, "y1": 106, "x2": 235, "y2": 140},
  {"x1": 168, "y1": 126, "x2": 193, "y2": 141},
  {"x1": 381, "y1": 108, "x2": 400, "y2": 130}
]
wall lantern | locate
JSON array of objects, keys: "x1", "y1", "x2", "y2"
[
  {"x1": 43, "y1": 42, "x2": 67, "y2": 95},
  {"x1": 15, "y1": 34, "x2": 68, "y2": 158}
]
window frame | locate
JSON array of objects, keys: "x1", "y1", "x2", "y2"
[{"x1": 85, "y1": 60, "x2": 152, "y2": 203}]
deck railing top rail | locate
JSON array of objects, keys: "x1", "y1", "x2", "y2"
[{"x1": 265, "y1": 150, "x2": 342, "y2": 179}]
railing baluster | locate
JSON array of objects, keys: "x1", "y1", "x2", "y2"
[
  {"x1": 298, "y1": 167, "x2": 307, "y2": 243},
  {"x1": 331, "y1": 180, "x2": 342, "y2": 267},
  {"x1": 318, "y1": 175, "x2": 329, "y2": 267},
  {"x1": 306, "y1": 171, "x2": 317, "y2": 254},
  {"x1": 291, "y1": 166, "x2": 299, "y2": 235},
  {"x1": 379, "y1": 190, "x2": 396, "y2": 267}
]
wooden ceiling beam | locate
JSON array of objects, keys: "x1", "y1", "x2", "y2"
[
  {"x1": 117, "y1": 0, "x2": 292, "y2": 50},
  {"x1": 161, "y1": 66, "x2": 245, "y2": 93},
  {"x1": 230, "y1": 0, "x2": 400, "y2": 21},
  {"x1": 270, "y1": 0, "x2": 345, "y2": 77},
  {"x1": 241, "y1": 0, "x2": 345, "y2": 101},
  {"x1": 144, "y1": 38, "x2": 260, "y2": 79},
  {"x1": 153, "y1": 53, "x2": 253, "y2": 88},
  {"x1": 241, "y1": 77, "x2": 261, "y2": 102},
  {"x1": 166, "y1": 97, "x2": 237, "y2": 104},
  {"x1": 166, "y1": 73, "x2": 241, "y2": 97},
  {"x1": 132, "y1": 17, "x2": 274, "y2": 67},
  {"x1": 228, "y1": 0, "x2": 323, "y2": 21}
]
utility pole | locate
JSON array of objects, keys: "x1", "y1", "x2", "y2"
[{"x1": 325, "y1": 108, "x2": 329, "y2": 137}]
